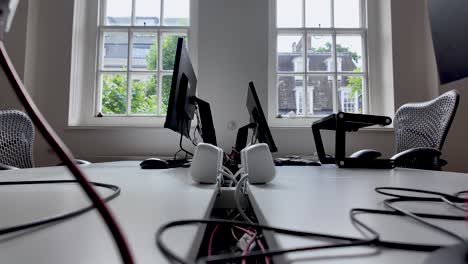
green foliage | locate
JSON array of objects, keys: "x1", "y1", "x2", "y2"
[
  {"x1": 102, "y1": 74, "x2": 127, "y2": 114},
  {"x1": 131, "y1": 76, "x2": 157, "y2": 114},
  {"x1": 314, "y1": 42, "x2": 360, "y2": 65},
  {"x1": 314, "y1": 42, "x2": 363, "y2": 111},
  {"x1": 348, "y1": 68, "x2": 362, "y2": 98},
  {"x1": 102, "y1": 35, "x2": 184, "y2": 115}
]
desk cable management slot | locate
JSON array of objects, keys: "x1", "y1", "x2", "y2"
[{"x1": 156, "y1": 186, "x2": 468, "y2": 264}]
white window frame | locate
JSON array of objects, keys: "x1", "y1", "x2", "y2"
[
  {"x1": 69, "y1": 0, "x2": 198, "y2": 127},
  {"x1": 268, "y1": 0, "x2": 371, "y2": 127}
]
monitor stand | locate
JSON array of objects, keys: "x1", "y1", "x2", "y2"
[
  {"x1": 231, "y1": 123, "x2": 257, "y2": 163},
  {"x1": 424, "y1": 243, "x2": 468, "y2": 264},
  {"x1": 192, "y1": 97, "x2": 217, "y2": 146}
]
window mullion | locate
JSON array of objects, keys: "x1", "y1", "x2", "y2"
[
  {"x1": 362, "y1": 30, "x2": 369, "y2": 114},
  {"x1": 131, "y1": 0, "x2": 136, "y2": 26},
  {"x1": 303, "y1": 30, "x2": 308, "y2": 117},
  {"x1": 332, "y1": 31, "x2": 338, "y2": 113},
  {"x1": 157, "y1": 30, "x2": 162, "y2": 115},
  {"x1": 127, "y1": 29, "x2": 133, "y2": 115},
  {"x1": 96, "y1": 30, "x2": 104, "y2": 115},
  {"x1": 302, "y1": 0, "x2": 306, "y2": 28},
  {"x1": 331, "y1": 0, "x2": 335, "y2": 28},
  {"x1": 158, "y1": 73, "x2": 163, "y2": 116},
  {"x1": 161, "y1": 0, "x2": 165, "y2": 26}
]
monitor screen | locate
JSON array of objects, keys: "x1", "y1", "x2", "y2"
[
  {"x1": 247, "y1": 82, "x2": 278, "y2": 153},
  {"x1": 428, "y1": 0, "x2": 468, "y2": 84},
  {"x1": 164, "y1": 38, "x2": 197, "y2": 138}
]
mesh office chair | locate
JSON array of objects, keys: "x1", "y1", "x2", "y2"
[
  {"x1": 0, "y1": 110, "x2": 90, "y2": 170},
  {"x1": 352, "y1": 90, "x2": 459, "y2": 170},
  {"x1": 0, "y1": 110, "x2": 34, "y2": 169}
]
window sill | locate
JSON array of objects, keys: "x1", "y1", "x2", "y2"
[{"x1": 67, "y1": 116, "x2": 170, "y2": 129}]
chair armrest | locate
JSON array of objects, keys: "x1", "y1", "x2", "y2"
[
  {"x1": 391, "y1": 147, "x2": 441, "y2": 161},
  {"x1": 350, "y1": 149, "x2": 382, "y2": 160},
  {"x1": 0, "y1": 164, "x2": 19, "y2": 170},
  {"x1": 73, "y1": 159, "x2": 92, "y2": 165},
  {"x1": 391, "y1": 147, "x2": 443, "y2": 170},
  {"x1": 57, "y1": 159, "x2": 92, "y2": 166}
]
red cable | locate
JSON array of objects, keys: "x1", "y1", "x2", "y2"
[
  {"x1": 0, "y1": 42, "x2": 134, "y2": 263},
  {"x1": 208, "y1": 224, "x2": 220, "y2": 256},
  {"x1": 235, "y1": 226, "x2": 270, "y2": 264},
  {"x1": 241, "y1": 229, "x2": 257, "y2": 264}
]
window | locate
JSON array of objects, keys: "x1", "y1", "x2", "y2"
[
  {"x1": 96, "y1": 0, "x2": 190, "y2": 117},
  {"x1": 271, "y1": 0, "x2": 367, "y2": 121}
]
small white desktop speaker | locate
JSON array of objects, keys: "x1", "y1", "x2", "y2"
[
  {"x1": 240, "y1": 143, "x2": 276, "y2": 184},
  {"x1": 190, "y1": 143, "x2": 224, "y2": 184}
]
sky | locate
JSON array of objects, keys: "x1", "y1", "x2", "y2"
[
  {"x1": 106, "y1": 0, "x2": 189, "y2": 19},
  {"x1": 106, "y1": 0, "x2": 362, "y2": 64},
  {"x1": 277, "y1": 0, "x2": 363, "y2": 66},
  {"x1": 277, "y1": 0, "x2": 361, "y2": 28}
]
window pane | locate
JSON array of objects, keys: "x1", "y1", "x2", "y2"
[
  {"x1": 160, "y1": 74, "x2": 173, "y2": 115},
  {"x1": 307, "y1": 34, "x2": 333, "y2": 72},
  {"x1": 135, "y1": 0, "x2": 161, "y2": 26},
  {"x1": 131, "y1": 73, "x2": 158, "y2": 114},
  {"x1": 336, "y1": 35, "x2": 363, "y2": 71},
  {"x1": 334, "y1": 0, "x2": 360, "y2": 28},
  {"x1": 102, "y1": 32, "x2": 129, "y2": 71},
  {"x1": 101, "y1": 73, "x2": 128, "y2": 114},
  {"x1": 278, "y1": 75, "x2": 305, "y2": 117},
  {"x1": 162, "y1": 34, "x2": 187, "y2": 71},
  {"x1": 277, "y1": 0, "x2": 302, "y2": 28},
  {"x1": 277, "y1": 35, "x2": 304, "y2": 73},
  {"x1": 104, "y1": 0, "x2": 132, "y2": 26},
  {"x1": 163, "y1": 0, "x2": 190, "y2": 26},
  {"x1": 307, "y1": 75, "x2": 334, "y2": 115},
  {"x1": 132, "y1": 32, "x2": 158, "y2": 71},
  {"x1": 305, "y1": 0, "x2": 331, "y2": 28},
  {"x1": 338, "y1": 75, "x2": 363, "y2": 113}
]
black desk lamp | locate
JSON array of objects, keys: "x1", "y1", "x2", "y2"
[{"x1": 0, "y1": 1, "x2": 134, "y2": 263}]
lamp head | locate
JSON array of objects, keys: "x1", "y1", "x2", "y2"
[{"x1": 0, "y1": 0, "x2": 19, "y2": 39}]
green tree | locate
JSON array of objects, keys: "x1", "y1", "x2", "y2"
[
  {"x1": 314, "y1": 42, "x2": 360, "y2": 64},
  {"x1": 102, "y1": 74, "x2": 127, "y2": 114},
  {"x1": 101, "y1": 35, "x2": 184, "y2": 115},
  {"x1": 314, "y1": 42, "x2": 363, "y2": 112},
  {"x1": 348, "y1": 68, "x2": 362, "y2": 98}
]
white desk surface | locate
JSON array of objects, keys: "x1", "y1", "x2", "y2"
[
  {"x1": 248, "y1": 166, "x2": 468, "y2": 264},
  {"x1": 0, "y1": 161, "x2": 217, "y2": 264}
]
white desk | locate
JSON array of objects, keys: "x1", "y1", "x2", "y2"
[
  {"x1": 0, "y1": 161, "x2": 217, "y2": 264},
  {"x1": 248, "y1": 166, "x2": 468, "y2": 264}
]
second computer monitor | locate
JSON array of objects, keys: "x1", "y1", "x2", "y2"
[
  {"x1": 246, "y1": 82, "x2": 278, "y2": 152},
  {"x1": 164, "y1": 38, "x2": 197, "y2": 139}
]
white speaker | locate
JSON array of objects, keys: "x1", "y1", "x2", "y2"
[
  {"x1": 190, "y1": 143, "x2": 224, "y2": 184},
  {"x1": 240, "y1": 143, "x2": 276, "y2": 184}
]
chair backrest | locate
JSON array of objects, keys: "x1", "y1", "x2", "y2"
[
  {"x1": 394, "y1": 90, "x2": 459, "y2": 153},
  {"x1": 0, "y1": 110, "x2": 34, "y2": 168}
]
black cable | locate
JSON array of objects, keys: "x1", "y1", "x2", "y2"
[
  {"x1": 0, "y1": 42, "x2": 134, "y2": 263},
  {"x1": 0, "y1": 180, "x2": 120, "y2": 236},
  {"x1": 155, "y1": 187, "x2": 468, "y2": 263},
  {"x1": 375, "y1": 187, "x2": 465, "y2": 202},
  {"x1": 156, "y1": 219, "x2": 378, "y2": 264},
  {"x1": 177, "y1": 130, "x2": 193, "y2": 158}
]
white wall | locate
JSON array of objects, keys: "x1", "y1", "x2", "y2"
[
  {"x1": 17, "y1": 0, "x2": 467, "y2": 172},
  {"x1": 0, "y1": 0, "x2": 28, "y2": 109}
]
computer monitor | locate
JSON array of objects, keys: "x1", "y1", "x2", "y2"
[
  {"x1": 164, "y1": 37, "x2": 217, "y2": 146},
  {"x1": 428, "y1": 0, "x2": 468, "y2": 84},
  {"x1": 234, "y1": 82, "x2": 278, "y2": 154}
]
